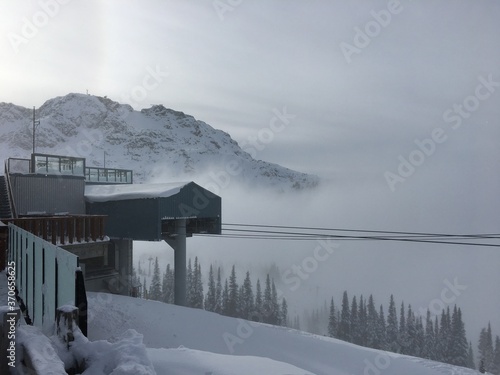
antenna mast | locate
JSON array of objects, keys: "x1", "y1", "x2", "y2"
[{"x1": 32, "y1": 107, "x2": 40, "y2": 155}]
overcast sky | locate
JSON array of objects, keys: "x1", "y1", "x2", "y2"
[{"x1": 2, "y1": 0, "x2": 500, "y2": 345}]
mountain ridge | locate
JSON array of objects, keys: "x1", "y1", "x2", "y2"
[{"x1": 0, "y1": 93, "x2": 319, "y2": 191}]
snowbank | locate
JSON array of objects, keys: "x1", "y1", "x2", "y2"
[
  {"x1": 148, "y1": 347, "x2": 314, "y2": 375},
  {"x1": 17, "y1": 325, "x2": 66, "y2": 375},
  {"x1": 87, "y1": 292, "x2": 480, "y2": 375},
  {"x1": 52, "y1": 327, "x2": 156, "y2": 375}
]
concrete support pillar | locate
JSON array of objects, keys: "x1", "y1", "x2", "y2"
[
  {"x1": 165, "y1": 219, "x2": 186, "y2": 307},
  {"x1": 109, "y1": 238, "x2": 133, "y2": 296}
]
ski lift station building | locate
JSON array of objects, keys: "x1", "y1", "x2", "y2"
[
  {"x1": 2, "y1": 153, "x2": 221, "y2": 307},
  {"x1": 85, "y1": 182, "x2": 221, "y2": 241}
]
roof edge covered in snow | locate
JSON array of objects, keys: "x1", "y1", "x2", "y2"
[{"x1": 84, "y1": 182, "x2": 191, "y2": 203}]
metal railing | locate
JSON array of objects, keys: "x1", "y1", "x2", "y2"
[
  {"x1": 85, "y1": 167, "x2": 133, "y2": 184},
  {"x1": 1, "y1": 216, "x2": 107, "y2": 245},
  {"x1": 5, "y1": 156, "x2": 133, "y2": 184},
  {"x1": 6, "y1": 157, "x2": 31, "y2": 174},
  {"x1": 4, "y1": 160, "x2": 17, "y2": 218},
  {"x1": 31, "y1": 153, "x2": 85, "y2": 176}
]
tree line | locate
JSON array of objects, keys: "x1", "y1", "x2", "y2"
[
  {"x1": 477, "y1": 322, "x2": 500, "y2": 374},
  {"x1": 135, "y1": 257, "x2": 500, "y2": 372},
  {"x1": 135, "y1": 257, "x2": 288, "y2": 326},
  {"x1": 327, "y1": 291, "x2": 474, "y2": 369}
]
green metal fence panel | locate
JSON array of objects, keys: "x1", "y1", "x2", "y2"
[{"x1": 8, "y1": 224, "x2": 79, "y2": 331}]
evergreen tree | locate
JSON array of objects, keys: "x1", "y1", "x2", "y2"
[
  {"x1": 485, "y1": 323, "x2": 494, "y2": 371},
  {"x1": 161, "y1": 265, "x2": 168, "y2": 302},
  {"x1": 222, "y1": 279, "x2": 229, "y2": 315},
  {"x1": 281, "y1": 298, "x2": 288, "y2": 327},
  {"x1": 225, "y1": 265, "x2": 239, "y2": 317},
  {"x1": 337, "y1": 291, "x2": 351, "y2": 341},
  {"x1": 366, "y1": 295, "x2": 379, "y2": 349},
  {"x1": 467, "y1": 341, "x2": 476, "y2": 370},
  {"x1": 215, "y1": 267, "x2": 223, "y2": 314},
  {"x1": 168, "y1": 265, "x2": 175, "y2": 303},
  {"x1": 255, "y1": 279, "x2": 263, "y2": 321},
  {"x1": 149, "y1": 257, "x2": 162, "y2": 301},
  {"x1": 240, "y1": 271, "x2": 254, "y2": 320},
  {"x1": 434, "y1": 315, "x2": 440, "y2": 358},
  {"x1": 186, "y1": 258, "x2": 193, "y2": 307},
  {"x1": 263, "y1": 274, "x2": 273, "y2": 324},
  {"x1": 189, "y1": 257, "x2": 203, "y2": 309},
  {"x1": 422, "y1": 309, "x2": 435, "y2": 360},
  {"x1": 492, "y1": 336, "x2": 500, "y2": 375},
  {"x1": 350, "y1": 296, "x2": 360, "y2": 345},
  {"x1": 142, "y1": 277, "x2": 148, "y2": 299},
  {"x1": 386, "y1": 295, "x2": 399, "y2": 353},
  {"x1": 437, "y1": 307, "x2": 452, "y2": 364},
  {"x1": 271, "y1": 279, "x2": 281, "y2": 325},
  {"x1": 449, "y1": 306, "x2": 468, "y2": 367},
  {"x1": 196, "y1": 258, "x2": 204, "y2": 308},
  {"x1": 358, "y1": 295, "x2": 367, "y2": 347},
  {"x1": 349, "y1": 296, "x2": 358, "y2": 343},
  {"x1": 478, "y1": 323, "x2": 494, "y2": 373},
  {"x1": 377, "y1": 305, "x2": 388, "y2": 350},
  {"x1": 328, "y1": 297, "x2": 337, "y2": 338},
  {"x1": 398, "y1": 302, "x2": 408, "y2": 354},
  {"x1": 479, "y1": 359, "x2": 486, "y2": 373},
  {"x1": 405, "y1": 304, "x2": 416, "y2": 355},
  {"x1": 414, "y1": 315, "x2": 425, "y2": 358},
  {"x1": 205, "y1": 264, "x2": 216, "y2": 312},
  {"x1": 238, "y1": 284, "x2": 245, "y2": 317},
  {"x1": 162, "y1": 264, "x2": 174, "y2": 304},
  {"x1": 131, "y1": 266, "x2": 141, "y2": 298}
]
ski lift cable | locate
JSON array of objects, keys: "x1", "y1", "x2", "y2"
[{"x1": 222, "y1": 222, "x2": 500, "y2": 239}]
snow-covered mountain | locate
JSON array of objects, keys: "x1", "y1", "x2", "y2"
[{"x1": 0, "y1": 93, "x2": 319, "y2": 191}]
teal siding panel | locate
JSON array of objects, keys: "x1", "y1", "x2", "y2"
[{"x1": 87, "y1": 198, "x2": 160, "y2": 240}]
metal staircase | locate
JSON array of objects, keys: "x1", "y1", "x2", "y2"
[{"x1": 0, "y1": 175, "x2": 13, "y2": 219}]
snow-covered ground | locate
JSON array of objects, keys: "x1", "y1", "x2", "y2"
[
  {"x1": 87, "y1": 291, "x2": 480, "y2": 375},
  {"x1": 0, "y1": 271, "x2": 481, "y2": 374}
]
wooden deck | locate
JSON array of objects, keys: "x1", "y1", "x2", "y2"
[{"x1": 0, "y1": 215, "x2": 107, "y2": 246}]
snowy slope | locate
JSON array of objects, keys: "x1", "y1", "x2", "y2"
[
  {"x1": 87, "y1": 292, "x2": 480, "y2": 375},
  {"x1": 0, "y1": 93, "x2": 318, "y2": 191}
]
